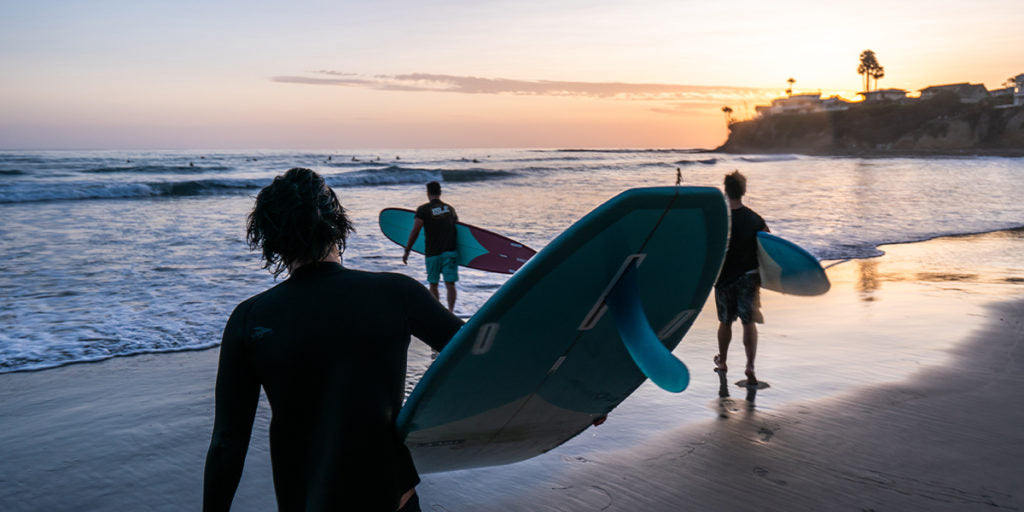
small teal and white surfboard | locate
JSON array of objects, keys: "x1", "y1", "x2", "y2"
[{"x1": 756, "y1": 232, "x2": 830, "y2": 296}]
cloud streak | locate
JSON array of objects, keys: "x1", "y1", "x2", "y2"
[{"x1": 272, "y1": 71, "x2": 776, "y2": 106}]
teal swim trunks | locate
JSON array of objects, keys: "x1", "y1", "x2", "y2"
[{"x1": 425, "y1": 251, "x2": 458, "y2": 284}]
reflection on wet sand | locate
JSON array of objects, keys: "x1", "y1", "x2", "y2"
[
  {"x1": 915, "y1": 271, "x2": 977, "y2": 282},
  {"x1": 856, "y1": 259, "x2": 880, "y2": 301},
  {"x1": 839, "y1": 228, "x2": 1024, "y2": 303}
]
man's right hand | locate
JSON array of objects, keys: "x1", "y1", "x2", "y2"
[{"x1": 404, "y1": 220, "x2": 423, "y2": 267}]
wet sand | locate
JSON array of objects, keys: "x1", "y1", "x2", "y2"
[
  {"x1": 1, "y1": 230, "x2": 1022, "y2": 511},
  {"x1": 433, "y1": 298, "x2": 1023, "y2": 511}
]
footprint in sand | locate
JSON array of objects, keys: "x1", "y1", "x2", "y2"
[{"x1": 753, "y1": 466, "x2": 788, "y2": 486}]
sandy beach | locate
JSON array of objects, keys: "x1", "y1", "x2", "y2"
[{"x1": 1, "y1": 229, "x2": 1021, "y2": 511}]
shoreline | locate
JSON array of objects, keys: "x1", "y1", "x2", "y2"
[
  {"x1": 4, "y1": 225, "x2": 1024, "y2": 377},
  {"x1": 1, "y1": 229, "x2": 1022, "y2": 511}
]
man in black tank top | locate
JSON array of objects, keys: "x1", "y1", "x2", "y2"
[
  {"x1": 203, "y1": 168, "x2": 462, "y2": 511},
  {"x1": 713, "y1": 170, "x2": 769, "y2": 385}
]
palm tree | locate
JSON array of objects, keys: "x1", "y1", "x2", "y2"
[
  {"x1": 871, "y1": 66, "x2": 885, "y2": 90},
  {"x1": 721, "y1": 106, "x2": 734, "y2": 125},
  {"x1": 786, "y1": 77, "x2": 796, "y2": 97},
  {"x1": 857, "y1": 50, "x2": 880, "y2": 91}
]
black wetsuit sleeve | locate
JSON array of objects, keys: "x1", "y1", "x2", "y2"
[
  {"x1": 203, "y1": 301, "x2": 261, "y2": 512},
  {"x1": 402, "y1": 276, "x2": 463, "y2": 351}
]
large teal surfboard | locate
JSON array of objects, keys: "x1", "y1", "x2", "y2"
[
  {"x1": 756, "y1": 232, "x2": 830, "y2": 296},
  {"x1": 379, "y1": 208, "x2": 536, "y2": 274},
  {"x1": 398, "y1": 187, "x2": 729, "y2": 473}
]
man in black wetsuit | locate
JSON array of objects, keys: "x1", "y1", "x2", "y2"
[
  {"x1": 203, "y1": 168, "x2": 462, "y2": 512},
  {"x1": 713, "y1": 170, "x2": 769, "y2": 385},
  {"x1": 402, "y1": 181, "x2": 459, "y2": 313}
]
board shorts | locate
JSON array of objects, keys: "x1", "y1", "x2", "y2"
[
  {"x1": 425, "y1": 251, "x2": 458, "y2": 284},
  {"x1": 715, "y1": 270, "x2": 764, "y2": 324}
]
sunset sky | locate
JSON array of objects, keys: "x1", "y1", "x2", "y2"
[{"x1": 2, "y1": 0, "x2": 1021, "y2": 149}]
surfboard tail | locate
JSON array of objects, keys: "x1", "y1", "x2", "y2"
[{"x1": 605, "y1": 259, "x2": 690, "y2": 393}]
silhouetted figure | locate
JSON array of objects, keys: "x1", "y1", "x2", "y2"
[
  {"x1": 204, "y1": 168, "x2": 461, "y2": 512},
  {"x1": 713, "y1": 170, "x2": 769, "y2": 386}
]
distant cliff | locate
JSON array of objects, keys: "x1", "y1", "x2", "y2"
[{"x1": 717, "y1": 95, "x2": 1024, "y2": 156}]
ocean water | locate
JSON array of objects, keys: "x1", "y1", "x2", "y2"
[{"x1": 1, "y1": 149, "x2": 1023, "y2": 374}]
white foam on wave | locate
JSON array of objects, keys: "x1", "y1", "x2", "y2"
[
  {"x1": 0, "y1": 165, "x2": 510, "y2": 204},
  {"x1": 738, "y1": 154, "x2": 801, "y2": 162}
]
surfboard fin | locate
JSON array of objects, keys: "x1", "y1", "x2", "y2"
[{"x1": 605, "y1": 262, "x2": 690, "y2": 393}]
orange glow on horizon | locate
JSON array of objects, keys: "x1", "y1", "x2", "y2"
[{"x1": 2, "y1": 1, "x2": 1021, "y2": 149}]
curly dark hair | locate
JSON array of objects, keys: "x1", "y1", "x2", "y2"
[
  {"x1": 723, "y1": 170, "x2": 747, "y2": 200},
  {"x1": 246, "y1": 168, "x2": 354, "y2": 277}
]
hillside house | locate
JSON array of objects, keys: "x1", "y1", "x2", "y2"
[
  {"x1": 990, "y1": 86, "x2": 1015, "y2": 107},
  {"x1": 755, "y1": 93, "x2": 849, "y2": 117},
  {"x1": 1015, "y1": 74, "x2": 1024, "y2": 106},
  {"x1": 919, "y1": 83, "x2": 989, "y2": 103},
  {"x1": 858, "y1": 88, "x2": 908, "y2": 103},
  {"x1": 771, "y1": 94, "x2": 823, "y2": 114},
  {"x1": 822, "y1": 96, "x2": 854, "y2": 111}
]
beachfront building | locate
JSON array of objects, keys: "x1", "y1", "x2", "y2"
[
  {"x1": 858, "y1": 88, "x2": 908, "y2": 103},
  {"x1": 990, "y1": 86, "x2": 1016, "y2": 108},
  {"x1": 770, "y1": 93, "x2": 823, "y2": 115},
  {"x1": 751, "y1": 74, "x2": 1024, "y2": 118},
  {"x1": 755, "y1": 93, "x2": 851, "y2": 117},
  {"x1": 990, "y1": 87, "x2": 1015, "y2": 101},
  {"x1": 1015, "y1": 74, "x2": 1024, "y2": 106},
  {"x1": 919, "y1": 83, "x2": 989, "y2": 103},
  {"x1": 822, "y1": 96, "x2": 854, "y2": 111}
]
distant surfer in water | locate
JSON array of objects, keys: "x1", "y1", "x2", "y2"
[
  {"x1": 403, "y1": 181, "x2": 459, "y2": 313},
  {"x1": 714, "y1": 170, "x2": 769, "y2": 385},
  {"x1": 203, "y1": 168, "x2": 462, "y2": 512}
]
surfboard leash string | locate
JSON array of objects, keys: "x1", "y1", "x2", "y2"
[
  {"x1": 823, "y1": 258, "x2": 850, "y2": 270},
  {"x1": 638, "y1": 178, "x2": 681, "y2": 253}
]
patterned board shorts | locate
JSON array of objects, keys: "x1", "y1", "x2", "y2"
[
  {"x1": 715, "y1": 271, "x2": 764, "y2": 324},
  {"x1": 425, "y1": 250, "x2": 458, "y2": 284}
]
